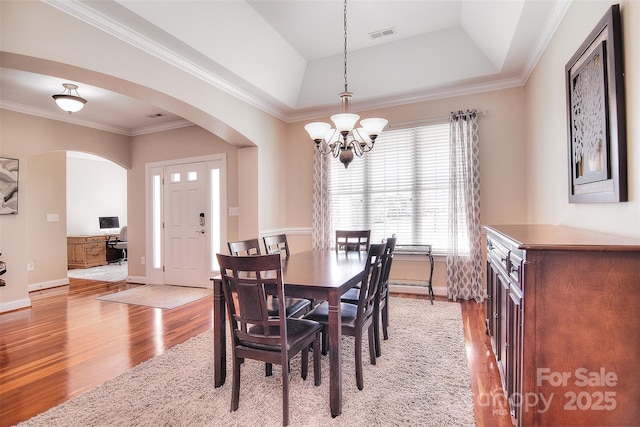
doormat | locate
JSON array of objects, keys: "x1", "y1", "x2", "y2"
[{"x1": 96, "y1": 284, "x2": 212, "y2": 309}]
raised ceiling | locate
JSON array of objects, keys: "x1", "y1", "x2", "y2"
[{"x1": 0, "y1": 0, "x2": 570, "y2": 136}]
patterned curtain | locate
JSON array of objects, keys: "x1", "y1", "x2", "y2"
[
  {"x1": 312, "y1": 150, "x2": 331, "y2": 249},
  {"x1": 446, "y1": 110, "x2": 484, "y2": 302}
]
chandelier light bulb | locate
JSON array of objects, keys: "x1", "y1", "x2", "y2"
[
  {"x1": 304, "y1": 122, "x2": 332, "y2": 142},
  {"x1": 360, "y1": 118, "x2": 388, "y2": 139}
]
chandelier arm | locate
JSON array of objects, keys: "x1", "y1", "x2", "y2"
[
  {"x1": 351, "y1": 128, "x2": 372, "y2": 155},
  {"x1": 315, "y1": 141, "x2": 337, "y2": 156},
  {"x1": 360, "y1": 142, "x2": 375, "y2": 153},
  {"x1": 333, "y1": 143, "x2": 342, "y2": 158}
]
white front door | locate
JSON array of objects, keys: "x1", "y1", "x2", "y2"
[
  {"x1": 163, "y1": 162, "x2": 207, "y2": 287},
  {"x1": 146, "y1": 154, "x2": 226, "y2": 288}
]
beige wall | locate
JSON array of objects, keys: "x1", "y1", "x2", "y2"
[
  {"x1": 526, "y1": 0, "x2": 640, "y2": 237},
  {"x1": 27, "y1": 152, "x2": 67, "y2": 286},
  {"x1": 238, "y1": 147, "x2": 259, "y2": 240}
]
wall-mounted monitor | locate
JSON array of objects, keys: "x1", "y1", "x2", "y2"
[{"x1": 99, "y1": 216, "x2": 120, "y2": 229}]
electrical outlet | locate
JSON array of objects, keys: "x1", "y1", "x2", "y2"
[
  {"x1": 229, "y1": 207, "x2": 239, "y2": 216},
  {"x1": 141, "y1": 257, "x2": 145, "y2": 265},
  {"x1": 27, "y1": 261, "x2": 35, "y2": 271}
]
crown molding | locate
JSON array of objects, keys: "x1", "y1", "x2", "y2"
[
  {"x1": 43, "y1": 0, "x2": 288, "y2": 122},
  {"x1": 520, "y1": 0, "x2": 572, "y2": 83},
  {"x1": 130, "y1": 120, "x2": 193, "y2": 137},
  {"x1": 286, "y1": 76, "x2": 527, "y2": 123},
  {"x1": 1, "y1": 100, "x2": 192, "y2": 137}
]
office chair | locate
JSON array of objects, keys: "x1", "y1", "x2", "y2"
[{"x1": 107, "y1": 226, "x2": 127, "y2": 265}]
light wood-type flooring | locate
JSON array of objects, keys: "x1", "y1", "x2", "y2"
[{"x1": 0, "y1": 279, "x2": 512, "y2": 427}]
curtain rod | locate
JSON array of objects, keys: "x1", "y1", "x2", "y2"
[{"x1": 387, "y1": 110, "x2": 487, "y2": 129}]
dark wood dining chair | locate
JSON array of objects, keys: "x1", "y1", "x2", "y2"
[
  {"x1": 335, "y1": 230, "x2": 371, "y2": 252},
  {"x1": 216, "y1": 253, "x2": 322, "y2": 426},
  {"x1": 374, "y1": 237, "x2": 396, "y2": 356},
  {"x1": 263, "y1": 234, "x2": 290, "y2": 258},
  {"x1": 341, "y1": 237, "x2": 396, "y2": 358},
  {"x1": 303, "y1": 243, "x2": 385, "y2": 390}
]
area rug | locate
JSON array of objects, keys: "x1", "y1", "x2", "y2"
[
  {"x1": 18, "y1": 298, "x2": 476, "y2": 426},
  {"x1": 96, "y1": 284, "x2": 212, "y2": 309},
  {"x1": 68, "y1": 262, "x2": 127, "y2": 282}
]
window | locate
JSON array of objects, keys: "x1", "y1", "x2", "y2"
[{"x1": 329, "y1": 121, "x2": 455, "y2": 253}]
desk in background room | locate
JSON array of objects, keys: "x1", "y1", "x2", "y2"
[{"x1": 67, "y1": 235, "x2": 116, "y2": 269}]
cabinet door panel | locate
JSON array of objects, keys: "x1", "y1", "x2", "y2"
[
  {"x1": 497, "y1": 271, "x2": 509, "y2": 377},
  {"x1": 507, "y1": 284, "x2": 523, "y2": 425},
  {"x1": 486, "y1": 259, "x2": 496, "y2": 339}
]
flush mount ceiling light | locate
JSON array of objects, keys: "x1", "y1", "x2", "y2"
[
  {"x1": 52, "y1": 83, "x2": 87, "y2": 114},
  {"x1": 304, "y1": 0, "x2": 387, "y2": 168}
]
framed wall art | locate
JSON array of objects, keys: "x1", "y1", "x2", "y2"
[
  {"x1": 565, "y1": 4, "x2": 627, "y2": 203},
  {"x1": 0, "y1": 157, "x2": 19, "y2": 214}
]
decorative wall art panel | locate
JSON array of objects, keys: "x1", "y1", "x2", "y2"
[
  {"x1": 565, "y1": 4, "x2": 627, "y2": 203},
  {"x1": 0, "y1": 157, "x2": 19, "y2": 214}
]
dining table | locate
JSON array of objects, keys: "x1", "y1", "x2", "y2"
[{"x1": 211, "y1": 249, "x2": 368, "y2": 418}]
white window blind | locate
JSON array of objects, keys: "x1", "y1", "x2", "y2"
[{"x1": 329, "y1": 121, "x2": 451, "y2": 252}]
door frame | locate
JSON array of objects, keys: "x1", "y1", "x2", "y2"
[{"x1": 144, "y1": 154, "x2": 227, "y2": 286}]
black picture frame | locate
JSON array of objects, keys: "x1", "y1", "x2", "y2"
[
  {"x1": 565, "y1": 4, "x2": 627, "y2": 203},
  {"x1": 0, "y1": 157, "x2": 19, "y2": 215}
]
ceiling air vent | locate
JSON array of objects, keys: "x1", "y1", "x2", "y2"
[{"x1": 369, "y1": 27, "x2": 396, "y2": 40}]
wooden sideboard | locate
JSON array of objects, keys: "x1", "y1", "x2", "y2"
[
  {"x1": 485, "y1": 224, "x2": 640, "y2": 427},
  {"x1": 67, "y1": 235, "x2": 114, "y2": 269}
]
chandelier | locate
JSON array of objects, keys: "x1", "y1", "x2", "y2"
[
  {"x1": 304, "y1": 0, "x2": 387, "y2": 168},
  {"x1": 52, "y1": 83, "x2": 87, "y2": 114}
]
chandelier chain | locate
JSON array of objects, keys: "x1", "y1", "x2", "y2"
[{"x1": 343, "y1": 0, "x2": 348, "y2": 93}]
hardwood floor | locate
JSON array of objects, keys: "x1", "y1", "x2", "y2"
[{"x1": 0, "y1": 280, "x2": 512, "y2": 426}]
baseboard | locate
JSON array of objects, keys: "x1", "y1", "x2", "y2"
[
  {"x1": 0, "y1": 297, "x2": 32, "y2": 313},
  {"x1": 126, "y1": 275, "x2": 146, "y2": 284},
  {"x1": 28, "y1": 278, "x2": 70, "y2": 292}
]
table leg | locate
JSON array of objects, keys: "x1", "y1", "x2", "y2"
[
  {"x1": 212, "y1": 279, "x2": 226, "y2": 387},
  {"x1": 327, "y1": 291, "x2": 342, "y2": 417}
]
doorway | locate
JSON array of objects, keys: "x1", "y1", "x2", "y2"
[{"x1": 146, "y1": 154, "x2": 227, "y2": 288}]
